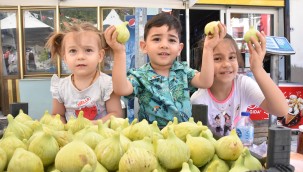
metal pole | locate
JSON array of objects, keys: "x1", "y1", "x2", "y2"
[
  {"x1": 133, "y1": 8, "x2": 147, "y2": 118},
  {"x1": 135, "y1": 8, "x2": 147, "y2": 68},
  {"x1": 269, "y1": 54, "x2": 280, "y2": 127},
  {"x1": 185, "y1": 1, "x2": 190, "y2": 67}
]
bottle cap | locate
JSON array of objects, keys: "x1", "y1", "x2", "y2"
[
  {"x1": 241, "y1": 112, "x2": 250, "y2": 116},
  {"x1": 299, "y1": 125, "x2": 303, "y2": 132}
]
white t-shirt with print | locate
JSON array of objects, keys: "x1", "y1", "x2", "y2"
[
  {"x1": 190, "y1": 74, "x2": 264, "y2": 137},
  {"x1": 50, "y1": 72, "x2": 113, "y2": 121}
]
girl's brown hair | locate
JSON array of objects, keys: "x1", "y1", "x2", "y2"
[
  {"x1": 45, "y1": 22, "x2": 108, "y2": 58},
  {"x1": 195, "y1": 34, "x2": 244, "y2": 70}
]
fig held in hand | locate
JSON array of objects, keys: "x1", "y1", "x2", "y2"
[
  {"x1": 204, "y1": 21, "x2": 219, "y2": 37},
  {"x1": 116, "y1": 21, "x2": 130, "y2": 44},
  {"x1": 243, "y1": 26, "x2": 260, "y2": 43}
]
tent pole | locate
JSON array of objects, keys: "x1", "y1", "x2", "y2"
[{"x1": 17, "y1": 5, "x2": 24, "y2": 79}]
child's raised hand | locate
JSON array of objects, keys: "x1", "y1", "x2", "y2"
[
  {"x1": 104, "y1": 25, "x2": 125, "y2": 53},
  {"x1": 203, "y1": 22, "x2": 227, "y2": 50},
  {"x1": 247, "y1": 31, "x2": 266, "y2": 72}
]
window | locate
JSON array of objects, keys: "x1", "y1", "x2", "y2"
[
  {"x1": 23, "y1": 10, "x2": 55, "y2": 74},
  {"x1": 229, "y1": 12, "x2": 274, "y2": 68},
  {"x1": 1, "y1": 11, "x2": 19, "y2": 76}
]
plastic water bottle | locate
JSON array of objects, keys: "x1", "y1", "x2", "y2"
[{"x1": 236, "y1": 112, "x2": 254, "y2": 147}]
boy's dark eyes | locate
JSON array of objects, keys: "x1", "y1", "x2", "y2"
[
  {"x1": 229, "y1": 56, "x2": 237, "y2": 60},
  {"x1": 151, "y1": 38, "x2": 177, "y2": 43},
  {"x1": 169, "y1": 39, "x2": 177, "y2": 43},
  {"x1": 152, "y1": 38, "x2": 161, "y2": 41}
]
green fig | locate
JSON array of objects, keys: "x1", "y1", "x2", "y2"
[
  {"x1": 215, "y1": 129, "x2": 243, "y2": 161},
  {"x1": 94, "y1": 133, "x2": 124, "y2": 171},
  {"x1": 156, "y1": 126, "x2": 190, "y2": 170},
  {"x1": 244, "y1": 26, "x2": 260, "y2": 43},
  {"x1": 202, "y1": 155, "x2": 229, "y2": 172},
  {"x1": 242, "y1": 147, "x2": 263, "y2": 170},
  {"x1": 229, "y1": 154, "x2": 250, "y2": 172},
  {"x1": 180, "y1": 162, "x2": 191, "y2": 172},
  {"x1": 116, "y1": 21, "x2": 130, "y2": 44},
  {"x1": 186, "y1": 134, "x2": 215, "y2": 167},
  {"x1": 119, "y1": 147, "x2": 157, "y2": 172},
  {"x1": 55, "y1": 140, "x2": 97, "y2": 172},
  {"x1": 0, "y1": 147, "x2": 7, "y2": 172},
  {"x1": 28, "y1": 129, "x2": 60, "y2": 166},
  {"x1": 203, "y1": 160, "x2": 220, "y2": 172},
  {"x1": 7, "y1": 148, "x2": 44, "y2": 172},
  {"x1": 204, "y1": 21, "x2": 219, "y2": 37},
  {"x1": 188, "y1": 159, "x2": 200, "y2": 172}
]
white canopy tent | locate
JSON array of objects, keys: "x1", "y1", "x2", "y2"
[
  {"x1": 0, "y1": 11, "x2": 51, "y2": 30},
  {"x1": 1, "y1": 11, "x2": 53, "y2": 47},
  {"x1": 103, "y1": 9, "x2": 123, "y2": 26}
]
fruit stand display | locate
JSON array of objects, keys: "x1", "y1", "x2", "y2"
[{"x1": 0, "y1": 110, "x2": 266, "y2": 172}]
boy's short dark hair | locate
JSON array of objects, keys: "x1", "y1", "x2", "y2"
[{"x1": 144, "y1": 12, "x2": 182, "y2": 40}]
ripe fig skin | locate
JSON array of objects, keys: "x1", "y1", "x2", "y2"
[
  {"x1": 115, "y1": 21, "x2": 130, "y2": 44},
  {"x1": 204, "y1": 21, "x2": 219, "y2": 37},
  {"x1": 243, "y1": 26, "x2": 260, "y2": 43}
]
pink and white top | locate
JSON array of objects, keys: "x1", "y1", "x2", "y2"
[{"x1": 191, "y1": 74, "x2": 264, "y2": 137}]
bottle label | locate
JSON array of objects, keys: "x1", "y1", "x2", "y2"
[{"x1": 236, "y1": 126, "x2": 254, "y2": 145}]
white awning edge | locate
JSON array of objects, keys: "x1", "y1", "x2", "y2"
[{"x1": 0, "y1": 0, "x2": 186, "y2": 9}]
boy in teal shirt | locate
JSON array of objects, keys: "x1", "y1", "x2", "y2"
[{"x1": 104, "y1": 13, "x2": 226, "y2": 127}]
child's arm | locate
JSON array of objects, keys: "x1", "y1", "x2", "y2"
[
  {"x1": 248, "y1": 31, "x2": 288, "y2": 117},
  {"x1": 102, "y1": 92, "x2": 124, "y2": 122},
  {"x1": 52, "y1": 99, "x2": 67, "y2": 123},
  {"x1": 104, "y1": 25, "x2": 134, "y2": 96},
  {"x1": 191, "y1": 22, "x2": 227, "y2": 88}
]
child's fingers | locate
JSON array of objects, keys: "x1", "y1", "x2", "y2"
[
  {"x1": 247, "y1": 41, "x2": 254, "y2": 54},
  {"x1": 103, "y1": 27, "x2": 109, "y2": 38},
  {"x1": 211, "y1": 23, "x2": 224, "y2": 40},
  {"x1": 112, "y1": 31, "x2": 119, "y2": 42},
  {"x1": 110, "y1": 26, "x2": 117, "y2": 39},
  {"x1": 250, "y1": 36, "x2": 262, "y2": 53},
  {"x1": 247, "y1": 41, "x2": 257, "y2": 68},
  {"x1": 213, "y1": 25, "x2": 220, "y2": 37},
  {"x1": 104, "y1": 26, "x2": 114, "y2": 40},
  {"x1": 218, "y1": 22, "x2": 226, "y2": 39},
  {"x1": 258, "y1": 31, "x2": 266, "y2": 51},
  {"x1": 110, "y1": 27, "x2": 119, "y2": 41},
  {"x1": 104, "y1": 25, "x2": 113, "y2": 33}
]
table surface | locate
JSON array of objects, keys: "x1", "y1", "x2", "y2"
[{"x1": 290, "y1": 152, "x2": 303, "y2": 172}]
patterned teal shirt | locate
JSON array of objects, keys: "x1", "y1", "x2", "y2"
[{"x1": 126, "y1": 61, "x2": 197, "y2": 127}]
